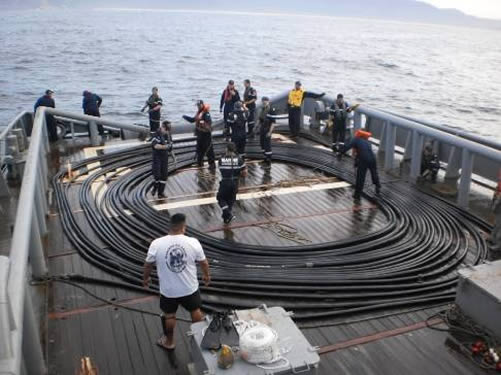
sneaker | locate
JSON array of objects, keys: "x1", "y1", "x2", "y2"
[
  {"x1": 158, "y1": 193, "x2": 167, "y2": 199},
  {"x1": 224, "y1": 215, "x2": 236, "y2": 225}
]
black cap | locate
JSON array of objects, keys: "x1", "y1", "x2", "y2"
[
  {"x1": 261, "y1": 96, "x2": 270, "y2": 102},
  {"x1": 337, "y1": 93, "x2": 344, "y2": 99},
  {"x1": 295, "y1": 81, "x2": 302, "y2": 86},
  {"x1": 196, "y1": 100, "x2": 204, "y2": 106},
  {"x1": 45, "y1": 89, "x2": 54, "y2": 95}
]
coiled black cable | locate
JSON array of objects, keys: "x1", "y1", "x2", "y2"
[{"x1": 52, "y1": 136, "x2": 490, "y2": 321}]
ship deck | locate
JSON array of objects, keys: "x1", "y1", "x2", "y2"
[
  {"x1": 36, "y1": 132, "x2": 493, "y2": 375},
  {"x1": 1, "y1": 130, "x2": 494, "y2": 374}
]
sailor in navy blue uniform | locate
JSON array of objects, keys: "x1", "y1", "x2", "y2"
[
  {"x1": 257, "y1": 96, "x2": 277, "y2": 166},
  {"x1": 151, "y1": 120, "x2": 172, "y2": 199},
  {"x1": 34, "y1": 89, "x2": 58, "y2": 142},
  {"x1": 243, "y1": 79, "x2": 257, "y2": 137},
  {"x1": 226, "y1": 101, "x2": 249, "y2": 161},
  {"x1": 330, "y1": 94, "x2": 351, "y2": 153},
  {"x1": 141, "y1": 87, "x2": 163, "y2": 135},
  {"x1": 217, "y1": 142, "x2": 248, "y2": 224},
  {"x1": 342, "y1": 135, "x2": 381, "y2": 201}
]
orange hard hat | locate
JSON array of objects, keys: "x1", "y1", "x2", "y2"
[{"x1": 355, "y1": 130, "x2": 372, "y2": 139}]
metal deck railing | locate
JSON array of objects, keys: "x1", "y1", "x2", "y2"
[
  {"x1": 270, "y1": 90, "x2": 501, "y2": 207},
  {"x1": 0, "y1": 96, "x2": 500, "y2": 374}
]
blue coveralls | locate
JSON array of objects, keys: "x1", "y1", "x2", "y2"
[
  {"x1": 217, "y1": 154, "x2": 245, "y2": 223},
  {"x1": 151, "y1": 131, "x2": 172, "y2": 196},
  {"x1": 227, "y1": 110, "x2": 249, "y2": 160},
  {"x1": 343, "y1": 137, "x2": 381, "y2": 198}
]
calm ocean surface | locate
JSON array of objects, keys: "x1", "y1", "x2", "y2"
[{"x1": 1, "y1": 8, "x2": 500, "y2": 140}]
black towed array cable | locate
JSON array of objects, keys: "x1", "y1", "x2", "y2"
[{"x1": 52, "y1": 136, "x2": 490, "y2": 322}]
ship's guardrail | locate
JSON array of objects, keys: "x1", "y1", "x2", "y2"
[
  {"x1": 0, "y1": 111, "x2": 33, "y2": 198},
  {"x1": 269, "y1": 90, "x2": 501, "y2": 207},
  {"x1": 0, "y1": 108, "x2": 148, "y2": 375}
]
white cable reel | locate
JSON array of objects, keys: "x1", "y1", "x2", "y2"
[{"x1": 239, "y1": 322, "x2": 289, "y2": 369}]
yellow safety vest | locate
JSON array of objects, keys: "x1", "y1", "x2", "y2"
[{"x1": 288, "y1": 89, "x2": 304, "y2": 107}]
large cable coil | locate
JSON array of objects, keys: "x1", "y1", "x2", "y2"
[{"x1": 52, "y1": 136, "x2": 491, "y2": 322}]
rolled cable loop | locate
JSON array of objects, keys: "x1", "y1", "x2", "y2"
[{"x1": 52, "y1": 135, "x2": 491, "y2": 324}]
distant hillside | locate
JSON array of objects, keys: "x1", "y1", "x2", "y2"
[{"x1": 3, "y1": 0, "x2": 501, "y2": 29}]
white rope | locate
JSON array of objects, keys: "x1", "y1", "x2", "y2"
[{"x1": 237, "y1": 320, "x2": 289, "y2": 367}]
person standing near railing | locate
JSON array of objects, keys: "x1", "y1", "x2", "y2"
[
  {"x1": 34, "y1": 89, "x2": 58, "y2": 142},
  {"x1": 243, "y1": 79, "x2": 257, "y2": 138},
  {"x1": 141, "y1": 86, "x2": 163, "y2": 135},
  {"x1": 220, "y1": 80, "x2": 241, "y2": 130},
  {"x1": 330, "y1": 93, "x2": 352, "y2": 154},
  {"x1": 82, "y1": 90, "x2": 104, "y2": 135},
  {"x1": 287, "y1": 81, "x2": 325, "y2": 138}
]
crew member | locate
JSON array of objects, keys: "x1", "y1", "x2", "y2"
[
  {"x1": 217, "y1": 142, "x2": 247, "y2": 224},
  {"x1": 143, "y1": 213, "x2": 210, "y2": 352},
  {"x1": 34, "y1": 89, "x2": 58, "y2": 142},
  {"x1": 226, "y1": 101, "x2": 248, "y2": 161},
  {"x1": 330, "y1": 93, "x2": 352, "y2": 153},
  {"x1": 243, "y1": 79, "x2": 257, "y2": 137},
  {"x1": 183, "y1": 100, "x2": 216, "y2": 169},
  {"x1": 220, "y1": 80, "x2": 240, "y2": 128},
  {"x1": 342, "y1": 131, "x2": 381, "y2": 201},
  {"x1": 287, "y1": 81, "x2": 325, "y2": 137},
  {"x1": 82, "y1": 90, "x2": 104, "y2": 135},
  {"x1": 257, "y1": 96, "x2": 277, "y2": 166},
  {"x1": 420, "y1": 143, "x2": 440, "y2": 183},
  {"x1": 151, "y1": 120, "x2": 172, "y2": 199},
  {"x1": 142, "y1": 87, "x2": 163, "y2": 134}
]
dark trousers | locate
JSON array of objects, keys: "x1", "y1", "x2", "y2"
[
  {"x1": 288, "y1": 106, "x2": 301, "y2": 137},
  {"x1": 152, "y1": 154, "x2": 168, "y2": 195},
  {"x1": 223, "y1": 106, "x2": 232, "y2": 128},
  {"x1": 260, "y1": 130, "x2": 272, "y2": 161},
  {"x1": 46, "y1": 114, "x2": 58, "y2": 142},
  {"x1": 355, "y1": 159, "x2": 381, "y2": 197},
  {"x1": 217, "y1": 181, "x2": 238, "y2": 221},
  {"x1": 247, "y1": 109, "x2": 256, "y2": 135},
  {"x1": 149, "y1": 116, "x2": 160, "y2": 133},
  {"x1": 196, "y1": 132, "x2": 215, "y2": 166},
  {"x1": 332, "y1": 118, "x2": 346, "y2": 149},
  {"x1": 231, "y1": 135, "x2": 246, "y2": 159}
]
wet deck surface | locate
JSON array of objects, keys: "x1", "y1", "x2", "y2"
[{"x1": 41, "y1": 134, "x2": 493, "y2": 375}]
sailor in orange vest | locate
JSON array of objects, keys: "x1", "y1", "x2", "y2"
[
  {"x1": 287, "y1": 81, "x2": 325, "y2": 137},
  {"x1": 183, "y1": 100, "x2": 216, "y2": 169}
]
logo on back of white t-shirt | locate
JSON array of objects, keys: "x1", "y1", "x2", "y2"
[{"x1": 165, "y1": 245, "x2": 188, "y2": 273}]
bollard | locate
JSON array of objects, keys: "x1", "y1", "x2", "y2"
[{"x1": 89, "y1": 120, "x2": 100, "y2": 146}]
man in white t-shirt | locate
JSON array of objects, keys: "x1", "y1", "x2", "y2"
[{"x1": 143, "y1": 213, "x2": 211, "y2": 351}]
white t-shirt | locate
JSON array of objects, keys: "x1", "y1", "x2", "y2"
[{"x1": 146, "y1": 234, "x2": 206, "y2": 298}]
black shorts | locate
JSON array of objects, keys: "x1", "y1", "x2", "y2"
[{"x1": 160, "y1": 290, "x2": 202, "y2": 314}]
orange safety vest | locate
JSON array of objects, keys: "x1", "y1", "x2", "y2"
[{"x1": 288, "y1": 89, "x2": 304, "y2": 107}]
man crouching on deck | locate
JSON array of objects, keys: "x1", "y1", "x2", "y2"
[{"x1": 143, "y1": 213, "x2": 211, "y2": 351}]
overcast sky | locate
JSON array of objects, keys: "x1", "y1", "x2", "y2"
[{"x1": 420, "y1": 0, "x2": 501, "y2": 19}]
